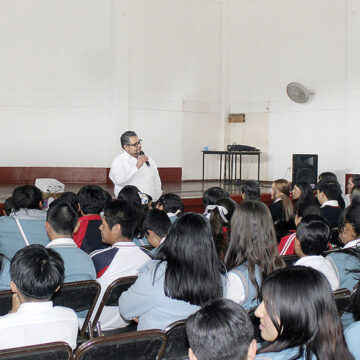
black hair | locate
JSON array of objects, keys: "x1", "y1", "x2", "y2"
[
  {"x1": 294, "y1": 181, "x2": 314, "y2": 204},
  {"x1": 103, "y1": 200, "x2": 137, "y2": 239},
  {"x1": 209, "y1": 197, "x2": 237, "y2": 261},
  {"x1": 142, "y1": 209, "x2": 171, "y2": 238},
  {"x1": 257, "y1": 266, "x2": 353, "y2": 360},
  {"x1": 46, "y1": 199, "x2": 78, "y2": 236},
  {"x1": 77, "y1": 185, "x2": 108, "y2": 215},
  {"x1": 319, "y1": 172, "x2": 337, "y2": 181},
  {"x1": 59, "y1": 192, "x2": 79, "y2": 214},
  {"x1": 350, "y1": 185, "x2": 360, "y2": 205},
  {"x1": 350, "y1": 174, "x2": 360, "y2": 187},
  {"x1": 120, "y1": 130, "x2": 137, "y2": 149},
  {"x1": 156, "y1": 193, "x2": 184, "y2": 214},
  {"x1": 186, "y1": 299, "x2": 254, "y2": 360},
  {"x1": 241, "y1": 180, "x2": 260, "y2": 201},
  {"x1": 3, "y1": 197, "x2": 13, "y2": 215},
  {"x1": 202, "y1": 187, "x2": 229, "y2": 207},
  {"x1": 11, "y1": 185, "x2": 43, "y2": 212},
  {"x1": 155, "y1": 213, "x2": 225, "y2": 305},
  {"x1": 339, "y1": 202, "x2": 360, "y2": 238},
  {"x1": 295, "y1": 201, "x2": 321, "y2": 218},
  {"x1": 296, "y1": 215, "x2": 330, "y2": 255},
  {"x1": 224, "y1": 201, "x2": 284, "y2": 297},
  {"x1": 316, "y1": 180, "x2": 341, "y2": 201},
  {"x1": 117, "y1": 185, "x2": 142, "y2": 209},
  {"x1": 10, "y1": 245, "x2": 64, "y2": 301}
]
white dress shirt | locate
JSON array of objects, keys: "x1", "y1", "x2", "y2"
[
  {"x1": 0, "y1": 301, "x2": 78, "y2": 350},
  {"x1": 295, "y1": 255, "x2": 340, "y2": 290},
  {"x1": 109, "y1": 151, "x2": 162, "y2": 200}
]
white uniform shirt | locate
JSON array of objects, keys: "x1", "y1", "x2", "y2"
[
  {"x1": 295, "y1": 255, "x2": 340, "y2": 291},
  {"x1": 109, "y1": 151, "x2": 162, "y2": 200},
  {"x1": 0, "y1": 301, "x2": 78, "y2": 350},
  {"x1": 90, "y1": 242, "x2": 150, "y2": 330}
]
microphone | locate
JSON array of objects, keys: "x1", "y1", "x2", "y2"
[{"x1": 139, "y1": 151, "x2": 150, "y2": 167}]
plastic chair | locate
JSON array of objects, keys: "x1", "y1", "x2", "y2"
[
  {"x1": 73, "y1": 330, "x2": 167, "y2": 360},
  {"x1": 333, "y1": 288, "x2": 351, "y2": 316},
  {"x1": 160, "y1": 320, "x2": 188, "y2": 360}
]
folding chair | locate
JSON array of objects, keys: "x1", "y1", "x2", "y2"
[
  {"x1": 160, "y1": 320, "x2": 188, "y2": 360},
  {"x1": 91, "y1": 276, "x2": 137, "y2": 336},
  {"x1": 73, "y1": 330, "x2": 167, "y2": 360},
  {"x1": 333, "y1": 288, "x2": 351, "y2": 316},
  {"x1": 0, "y1": 341, "x2": 72, "y2": 360},
  {"x1": 52, "y1": 280, "x2": 101, "y2": 337},
  {"x1": 0, "y1": 290, "x2": 12, "y2": 316},
  {"x1": 281, "y1": 254, "x2": 299, "y2": 267}
]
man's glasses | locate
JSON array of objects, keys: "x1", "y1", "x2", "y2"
[{"x1": 127, "y1": 139, "x2": 142, "y2": 147}]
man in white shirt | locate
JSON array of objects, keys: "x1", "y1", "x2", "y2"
[
  {"x1": 109, "y1": 131, "x2": 162, "y2": 200},
  {"x1": 0, "y1": 245, "x2": 78, "y2": 350}
]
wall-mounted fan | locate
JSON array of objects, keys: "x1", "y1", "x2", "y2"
[{"x1": 286, "y1": 82, "x2": 314, "y2": 104}]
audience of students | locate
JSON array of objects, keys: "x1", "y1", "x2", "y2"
[
  {"x1": 0, "y1": 245, "x2": 78, "y2": 350},
  {"x1": 0, "y1": 185, "x2": 49, "y2": 259},
  {"x1": 294, "y1": 215, "x2": 339, "y2": 290},
  {"x1": 186, "y1": 299, "x2": 256, "y2": 360},
  {"x1": 73, "y1": 185, "x2": 111, "y2": 254},
  {"x1": 255, "y1": 266, "x2": 353, "y2": 360},
  {"x1": 269, "y1": 179, "x2": 294, "y2": 223},
  {"x1": 119, "y1": 213, "x2": 225, "y2": 330},
  {"x1": 90, "y1": 200, "x2": 150, "y2": 330},
  {"x1": 156, "y1": 193, "x2": 184, "y2": 222},
  {"x1": 225, "y1": 201, "x2": 284, "y2": 309},
  {"x1": 45, "y1": 199, "x2": 96, "y2": 282}
]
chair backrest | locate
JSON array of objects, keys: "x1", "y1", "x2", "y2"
[
  {"x1": 333, "y1": 288, "x2": 351, "y2": 315},
  {"x1": 281, "y1": 254, "x2": 299, "y2": 267},
  {"x1": 140, "y1": 246, "x2": 154, "y2": 259},
  {"x1": 51, "y1": 280, "x2": 101, "y2": 337},
  {"x1": 160, "y1": 320, "x2": 188, "y2": 360},
  {"x1": 0, "y1": 341, "x2": 72, "y2": 360},
  {"x1": 0, "y1": 290, "x2": 12, "y2": 316},
  {"x1": 73, "y1": 330, "x2": 167, "y2": 360},
  {"x1": 91, "y1": 276, "x2": 137, "y2": 327}
]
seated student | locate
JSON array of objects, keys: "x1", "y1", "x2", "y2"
[
  {"x1": 45, "y1": 199, "x2": 96, "y2": 282},
  {"x1": 142, "y1": 209, "x2": 171, "y2": 256},
  {"x1": 255, "y1": 266, "x2": 353, "y2": 360},
  {"x1": 202, "y1": 186, "x2": 229, "y2": 216},
  {"x1": 186, "y1": 299, "x2": 257, "y2": 360},
  {"x1": 0, "y1": 245, "x2": 78, "y2": 350},
  {"x1": 278, "y1": 201, "x2": 321, "y2": 256},
  {"x1": 292, "y1": 181, "x2": 315, "y2": 205},
  {"x1": 59, "y1": 192, "x2": 81, "y2": 215},
  {"x1": 208, "y1": 197, "x2": 236, "y2": 261},
  {"x1": 316, "y1": 180, "x2": 343, "y2": 228},
  {"x1": 345, "y1": 174, "x2": 360, "y2": 207},
  {"x1": 294, "y1": 215, "x2": 339, "y2": 290},
  {"x1": 269, "y1": 179, "x2": 294, "y2": 223},
  {"x1": 0, "y1": 185, "x2": 49, "y2": 259},
  {"x1": 156, "y1": 193, "x2": 184, "y2": 222},
  {"x1": 318, "y1": 172, "x2": 345, "y2": 209},
  {"x1": 119, "y1": 213, "x2": 225, "y2": 331},
  {"x1": 225, "y1": 201, "x2": 284, "y2": 309},
  {"x1": 241, "y1": 180, "x2": 260, "y2": 201},
  {"x1": 344, "y1": 272, "x2": 360, "y2": 360},
  {"x1": 90, "y1": 200, "x2": 150, "y2": 330},
  {"x1": 73, "y1": 185, "x2": 110, "y2": 254}
]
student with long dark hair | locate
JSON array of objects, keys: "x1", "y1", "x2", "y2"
[
  {"x1": 255, "y1": 266, "x2": 353, "y2": 360},
  {"x1": 0, "y1": 185, "x2": 48, "y2": 259},
  {"x1": 292, "y1": 181, "x2": 314, "y2": 205},
  {"x1": 225, "y1": 201, "x2": 284, "y2": 309},
  {"x1": 269, "y1": 179, "x2": 294, "y2": 223},
  {"x1": 119, "y1": 213, "x2": 225, "y2": 330}
]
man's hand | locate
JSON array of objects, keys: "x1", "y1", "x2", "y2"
[
  {"x1": 9, "y1": 293, "x2": 20, "y2": 314},
  {"x1": 136, "y1": 155, "x2": 149, "y2": 169}
]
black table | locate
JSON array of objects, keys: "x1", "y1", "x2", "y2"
[{"x1": 202, "y1": 150, "x2": 261, "y2": 183}]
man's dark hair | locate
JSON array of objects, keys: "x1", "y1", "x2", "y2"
[
  {"x1": 10, "y1": 245, "x2": 64, "y2": 300},
  {"x1": 120, "y1": 130, "x2": 137, "y2": 149},
  {"x1": 3, "y1": 197, "x2": 13, "y2": 216},
  {"x1": 47, "y1": 199, "x2": 78, "y2": 236},
  {"x1": 12, "y1": 185, "x2": 43, "y2": 212},
  {"x1": 318, "y1": 172, "x2": 337, "y2": 181},
  {"x1": 156, "y1": 193, "x2": 184, "y2": 214},
  {"x1": 142, "y1": 209, "x2": 171, "y2": 238},
  {"x1": 202, "y1": 187, "x2": 229, "y2": 207},
  {"x1": 241, "y1": 180, "x2": 260, "y2": 201},
  {"x1": 59, "y1": 192, "x2": 79, "y2": 213},
  {"x1": 103, "y1": 200, "x2": 137, "y2": 239},
  {"x1": 77, "y1": 185, "x2": 108, "y2": 215},
  {"x1": 317, "y1": 180, "x2": 341, "y2": 201},
  {"x1": 186, "y1": 299, "x2": 254, "y2": 360},
  {"x1": 295, "y1": 201, "x2": 321, "y2": 218},
  {"x1": 296, "y1": 215, "x2": 330, "y2": 255}
]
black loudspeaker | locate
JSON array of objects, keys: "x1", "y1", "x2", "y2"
[{"x1": 292, "y1": 154, "x2": 318, "y2": 185}]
